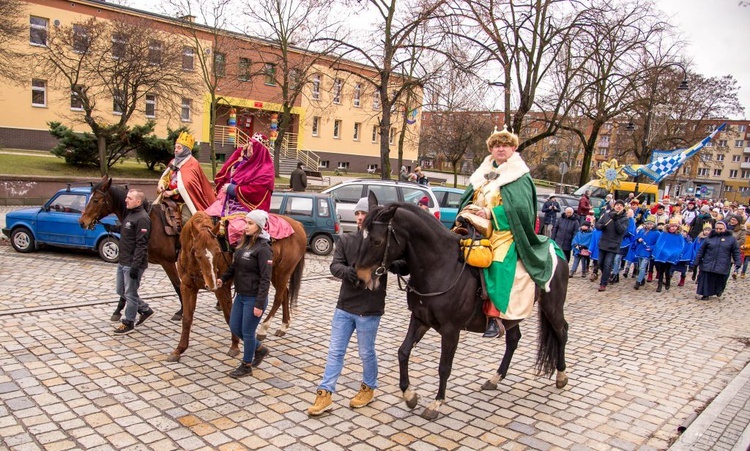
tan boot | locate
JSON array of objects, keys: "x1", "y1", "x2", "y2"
[
  {"x1": 350, "y1": 383, "x2": 375, "y2": 408},
  {"x1": 307, "y1": 389, "x2": 333, "y2": 416}
]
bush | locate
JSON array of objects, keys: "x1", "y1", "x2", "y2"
[{"x1": 135, "y1": 126, "x2": 191, "y2": 171}]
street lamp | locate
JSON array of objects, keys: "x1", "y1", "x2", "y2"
[{"x1": 487, "y1": 80, "x2": 510, "y2": 131}]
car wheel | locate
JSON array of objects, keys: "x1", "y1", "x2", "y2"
[
  {"x1": 10, "y1": 227, "x2": 35, "y2": 253},
  {"x1": 310, "y1": 234, "x2": 334, "y2": 256},
  {"x1": 98, "y1": 236, "x2": 120, "y2": 263}
]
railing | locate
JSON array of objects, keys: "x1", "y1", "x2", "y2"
[
  {"x1": 213, "y1": 125, "x2": 250, "y2": 148},
  {"x1": 213, "y1": 127, "x2": 319, "y2": 168}
]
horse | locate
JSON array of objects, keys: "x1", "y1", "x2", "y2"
[
  {"x1": 354, "y1": 198, "x2": 569, "y2": 420},
  {"x1": 169, "y1": 211, "x2": 306, "y2": 362}
]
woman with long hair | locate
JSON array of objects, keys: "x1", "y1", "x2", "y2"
[{"x1": 216, "y1": 210, "x2": 273, "y2": 378}]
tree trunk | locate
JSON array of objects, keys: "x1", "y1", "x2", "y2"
[{"x1": 98, "y1": 135, "x2": 108, "y2": 176}]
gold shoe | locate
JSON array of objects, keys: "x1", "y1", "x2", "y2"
[
  {"x1": 307, "y1": 389, "x2": 333, "y2": 416},
  {"x1": 349, "y1": 383, "x2": 374, "y2": 409}
]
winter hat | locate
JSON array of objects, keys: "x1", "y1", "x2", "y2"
[
  {"x1": 582, "y1": 221, "x2": 591, "y2": 228},
  {"x1": 246, "y1": 209, "x2": 269, "y2": 230},
  {"x1": 700, "y1": 205, "x2": 710, "y2": 213},
  {"x1": 354, "y1": 197, "x2": 369, "y2": 214},
  {"x1": 614, "y1": 199, "x2": 625, "y2": 206},
  {"x1": 418, "y1": 196, "x2": 430, "y2": 206}
]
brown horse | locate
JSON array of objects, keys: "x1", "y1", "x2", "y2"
[
  {"x1": 79, "y1": 176, "x2": 184, "y2": 321},
  {"x1": 171, "y1": 211, "x2": 306, "y2": 362}
]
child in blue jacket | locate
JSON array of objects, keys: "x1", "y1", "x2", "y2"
[
  {"x1": 633, "y1": 218, "x2": 660, "y2": 289},
  {"x1": 570, "y1": 221, "x2": 593, "y2": 277}
]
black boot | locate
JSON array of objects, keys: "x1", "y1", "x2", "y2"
[
  {"x1": 656, "y1": 281, "x2": 663, "y2": 293},
  {"x1": 229, "y1": 362, "x2": 253, "y2": 378},
  {"x1": 665, "y1": 276, "x2": 671, "y2": 290},
  {"x1": 482, "y1": 318, "x2": 504, "y2": 338},
  {"x1": 634, "y1": 281, "x2": 640, "y2": 290}
]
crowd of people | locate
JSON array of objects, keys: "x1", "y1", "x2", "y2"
[{"x1": 548, "y1": 193, "x2": 749, "y2": 300}]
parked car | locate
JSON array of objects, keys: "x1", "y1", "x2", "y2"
[
  {"x1": 323, "y1": 179, "x2": 440, "y2": 233},
  {"x1": 2, "y1": 186, "x2": 120, "y2": 263},
  {"x1": 430, "y1": 186, "x2": 464, "y2": 229},
  {"x1": 269, "y1": 192, "x2": 340, "y2": 256},
  {"x1": 536, "y1": 194, "x2": 581, "y2": 232}
]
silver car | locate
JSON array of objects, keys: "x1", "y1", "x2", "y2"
[{"x1": 323, "y1": 179, "x2": 441, "y2": 233}]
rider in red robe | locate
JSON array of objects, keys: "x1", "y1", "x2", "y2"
[{"x1": 214, "y1": 136, "x2": 275, "y2": 213}]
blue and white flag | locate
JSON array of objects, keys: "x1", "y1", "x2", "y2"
[{"x1": 623, "y1": 123, "x2": 726, "y2": 182}]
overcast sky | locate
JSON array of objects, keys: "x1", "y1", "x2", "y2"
[{"x1": 122, "y1": 0, "x2": 750, "y2": 119}]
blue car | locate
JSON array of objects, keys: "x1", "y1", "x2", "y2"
[
  {"x1": 270, "y1": 192, "x2": 340, "y2": 256},
  {"x1": 2, "y1": 186, "x2": 121, "y2": 263},
  {"x1": 430, "y1": 186, "x2": 465, "y2": 229}
]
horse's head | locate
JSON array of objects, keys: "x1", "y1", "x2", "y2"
[
  {"x1": 79, "y1": 176, "x2": 114, "y2": 230},
  {"x1": 355, "y1": 202, "x2": 408, "y2": 290},
  {"x1": 186, "y1": 213, "x2": 225, "y2": 291}
]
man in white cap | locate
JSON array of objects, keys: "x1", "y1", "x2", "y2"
[{"x1": 307, "y1": 197, "x2": 406, "y2": 416}]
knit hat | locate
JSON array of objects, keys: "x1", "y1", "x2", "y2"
[
  {"x1": 716, "y1": 220, "x2": 727, "y2": 228},
  {"x1": 246, "y1": 209, "x2": 268, "y2": 230},
  {"x1": 614, "y1": 199, "x2": 625, "y2": 206},
  {"x1": 582, "y1": 221, "x2": 591, "y2": 228},
  {"x1": 700, "y1": 205, "x2": 710, "y2": 213},
  {"x1": 418, "y1": 196, "x2": 430, "y2": 206},
  {"x1": 354, "y1": 197, "x2": 369, "y2": 214}
]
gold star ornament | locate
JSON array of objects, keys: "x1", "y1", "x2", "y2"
[{"x1": 596, "y1": 159, "x2": 628, "y2": 192}]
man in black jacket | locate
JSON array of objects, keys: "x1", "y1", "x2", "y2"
[
  {"x1": 113, "y1": 189, "x2": 153, "y2": 334},
  {"x1": 595, "y1": 199, "x2": 629, "y2": 292},
  {"x1": 290, "y1": 162, "x2": 307, "y2": 192},
  {"x1": 307, "y1": 197, "x2": 406, "y2": 416},
  {"x1": 552, "y1": 207, "x2": 579, "y2": 261}
]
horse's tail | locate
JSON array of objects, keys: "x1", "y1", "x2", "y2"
[
  {"x1": 288, "y1": 256, "x2": 305, "y2": 311},
  {"x1": 535, "y1": 306, "x2": 561, "y2": 377},
  {"x1": 535, "y1": 257, "x2": 568, "y2": 377}
]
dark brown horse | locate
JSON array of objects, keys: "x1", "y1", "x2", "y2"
[
  {"x1": 170, "y1": 211, "x2": 306, "y2": 362},
  {"x1": 79, "y1": 176, "x2": 184, "y2": 321},
  {"x1": 355, "y1": 199, "x2": 569, "y2": 420}
]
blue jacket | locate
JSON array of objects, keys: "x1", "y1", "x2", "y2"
[
  {"x1": 691, "y1": 235, "x2": 707, "y2": 265},
  {"x1": 633, "y1": 229, "x2": 660, "y2": 259},
  {"x1": 620, "y1": 218, "x2": 637, "y2": 249},
  {"x1": 590, "y1": 228, "x2": 602, "y2": 261},
  {"x1": 695, "y1": 231, "x2": 742, "y2": 275},
  {"x1": 571, "y1": 229, "x2": 593, "y2": 257},
  {"x1": 652, "y1": 231, "x2": 686, "y2": 264},
  {"x1": 679, "y1": 236, "x2": 694, "y2": 263}
]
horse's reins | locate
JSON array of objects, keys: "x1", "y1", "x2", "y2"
[{"x1": 372, "y1": 217, "x2": 470, "y2": 298}]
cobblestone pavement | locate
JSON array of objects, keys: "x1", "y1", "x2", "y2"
[{"x1": 1, "y1": 232, "x2": 749, "y2": 449}]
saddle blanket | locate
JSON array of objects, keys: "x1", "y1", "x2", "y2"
[{"x1": 224, "y1": 213, "x2": 294, "y2": 245}]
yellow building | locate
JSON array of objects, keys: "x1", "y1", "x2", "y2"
[{"x1": 0, "y1": 0, "x2": 420, "y2": 172}]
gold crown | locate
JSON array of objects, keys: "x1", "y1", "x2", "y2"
[{"x1": 176, "y1": 131, "x2": 195, "y2": 150}]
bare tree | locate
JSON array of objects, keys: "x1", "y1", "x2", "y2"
[
  {"x1": 33, "y1": 17, "x2": 199, "y2": 174},
  {"x1": 0, "y1": 0, "x2": 28, "y2": 84}
]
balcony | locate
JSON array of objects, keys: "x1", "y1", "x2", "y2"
[
  {"x1": 741, "y1": 161, "x2": 750, "y2": 170},
  {"x1": 744, "y1": 146, "x2": 750, "y2": 154}
]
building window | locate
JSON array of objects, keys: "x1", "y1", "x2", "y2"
[
  {"x1": 597, "y1": 148, "x2": 607, "y2": 156},
  {"x1": 373, "y1": 91, "x2": 380, "y2": 109},
  {"x1": 112, "y1": 33, "x2": 127, "y2": 59},
  {"x1": 697, "y1": 168, "x2": 709, "y2": 177},
  {"x1": 742, "y1": 170, "x2": 750, "y2": 179},
  {"x1": 337, "y1": 162, "x2": 350, "y2": 170},
  {"x1": 705, "y1": 141, "x2": 713, "y2": 148},
  {"x1": 704, "y1": 153, "x2": 712, "y2": 161},
  {"x1": 733, "y1": 155, "x2": 741, "y2": 162},
  {"x1": 735, "y1": 140, "x2": 744, "y2": 147},
  {"x1": 73, "y1": 24, "x2": 90, "y2": 53},
  {"x1": 682, "y1": 166, "x2": 689, "y2": 175},
  {"x1": 70, "y1": 85, "x2": 83, "y2": 110},
  {"x1": 353, "y1": 84, "x2": 361, "y2": 107},
  {"x1": 716, "y1": 154, "x2": 724, "y2": 161},
  {"x1": 706, "y1": 124, "x2": 716, "y2": 132},
  {"x1": 31, "y1": 79, "x2": 46, "y2": 107},
  {"x1": 181, "y1": 98, "x2": 191, "y2": 121},
  {"x1": 113, "y1": 89, "x2": 125, "y2": 114},
  {"x1": 738, "y1": 125, "x2": 747, "y2": 133},
  {"x1": 238, "y1": 57, "x2": 251, "y2": 81},
  {"x1": 264, "y1": 63, "x2": 276, "y2": 85},
  {"x1": 718, "y1": 139, "x2": 727, "y2": 147},
  {"x1": 333, "y1": 78, "x2": 342, "y2": 104},
  {"x1": 333, "y1": 119, "x2": 341, "y2": 139},
  {"x1": 148, "y1": 40, "x2": 162, "y2": 65},
  {"x1": 311, "y1": 116, "x2": 320, "y2": 137},
  {"x1": 289, "y1": 68, "x2": 299, "y2": 89},
  {"x1": 389, "y1": 127, "x2": 395, "y2": 144},
  {"x1": 182, "y1": 47, "x2": 195, "y2": 71},
  {"x1": 745, "y1": 155, "x2": 750, "y2": 163},
  {"x1": 353, "y1": 122, "x2": 360, "y2": 141},
  {"x1": 311, "y1": 74, "x2": 320, "y2": 100},
  {"x1": 145, "y1": 94, "x2": 156, "y2": 117},
  {"x1": 30, "y1": 17, "x2": 48, "y2": 46},
  {"x1": 713, "y1": 169, "x2": 722, "y2": 177},
  {"x1": 319, "y1": 160, "x2": 329, "y2": 169},
  {"x1": 214, "y1": 52, "x2": 226, "y2": 77},
  {"x1": 730, "y1": 170, "x2": 738, "y2": 178},
  {"x1": 599, "y1": 135, "x2": 610, "y2": 146},
  {"x1": 371, "y1": 125, "x2": 378, "y2": 143}
]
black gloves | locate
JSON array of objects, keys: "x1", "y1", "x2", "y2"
[
  {"x1": 345, "y1": 267, "x2": 359, "y2": 284},
  {"x1": 129, "y1": 267, "x2": 139, "y2": 280}
]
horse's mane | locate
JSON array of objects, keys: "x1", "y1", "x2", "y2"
[{"x1": 364, "y1": 202, "x2": 457, "y2": 240}]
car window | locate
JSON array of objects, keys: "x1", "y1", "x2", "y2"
[
  {"x1": 591, "y1": 187, "x2": 608, "y2": 198},
  {"x1": 317, "y1": 198, "x2": 330, "y2": 217},
  {"x1": 444, "y1": 192, "x2": 462, "y2": 208},
  {"x1": 368, "y1": 185, "x2": 399, "y2": 204},
  {"x1": 49, "y1": 193, "x2": 87, "y2": 214},
  {"x1": 402, "y1": 186, "x2": 429, "y2": 206},
  {"x1": 286, "y1": 196, "x2": 313, "y2": 216},
  {"x1": 330, "y1": 184, "x2": 363, "y2": 203},
  {"x1": 270, "y1": 195, "x2": 283, "y2": 213}
]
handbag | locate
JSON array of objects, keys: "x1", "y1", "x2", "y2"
[
  {"x1": 579, "y1": 248, "x2": 591, "y2": 257},
  {"x1": 461, "y1": 237, "x2": 493, "y2": 268}
]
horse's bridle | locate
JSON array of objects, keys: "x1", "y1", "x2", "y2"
[{"x1": 373, "y1": 219, "x2": 399, "y2": 277}]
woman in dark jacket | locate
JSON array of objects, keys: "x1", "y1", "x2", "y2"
[
  {"x1": 694, "y1": 220, "x2": 741, "y2": 300},
  {"x1": 552, "y1": 207, "x2": 579, "y2": 261},
  {"x1": 217, "y1": 209, "x2": 274, "y2": 378}
]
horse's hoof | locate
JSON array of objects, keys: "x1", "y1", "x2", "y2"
[
  {"x1": 256, "y1": 332, "x2": 267, "y2": 341},
  {"x1": 403, "y1": 389, "x2": 418, "y2": 409},
  {"x1": 170, "y1": 312, "x2": 182, "y2": 322},
  {"x1": 556, "y1": 375, "x2": 569, "y2": 389},
  {"x1": 214, "y1": 302, "x2": 221, "y2": 312},
  {"x1": 274, "y1": 330, "x2": 286, "y2": 337},
  {"x1": 480, "y1": 380, "x2": 498, "y2": 391},
  {"x1": 166, "y1": 353, "x2": 181, "y2": 363},
  {"x1": 227, "y1": 348, "x2": 240, "y2": 358},
  {"x1": 110, "y1": 313, "x2": 122, "y2": 322},
  {"x1": 421, "y1": 407, "x2": 439, "y2": 420}
]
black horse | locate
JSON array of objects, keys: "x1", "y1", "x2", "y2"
[{"x1": 354, "y1": 197, "x2": 569, "y2": 420}]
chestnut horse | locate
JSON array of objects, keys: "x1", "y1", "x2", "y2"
[
  {"x1": 355, "y1": 199, "x2": 569, "y2": 420},
  {"x1": 169, "y1": 211, "x2": 306, "y2": 362}
]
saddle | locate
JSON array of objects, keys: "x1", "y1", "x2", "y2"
[
  {"x1": 159, "y1": 198, "x2": 182, "y2": 236},
  {"x1": 451, "y1": 217, "x2": 490, "y2": 302}
]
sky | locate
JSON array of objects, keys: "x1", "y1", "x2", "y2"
[{"x1": 121, "y1": 0, "x2": 750, "y2": 119}]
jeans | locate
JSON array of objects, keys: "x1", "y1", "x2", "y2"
[
  {"x1": 612, "y1": 253, "x2": 622, "y2": 275},
  {"x1": 636, "y1": 257, "x2": 650, "y2": 284},
  {"x1": 115, "y1": 264, "x2": 149, "y2": 325},
  {"x1": 229, "y1": 294, "x2": 267, "y2": 364},
  {"x1": 319, "y1": 308, "x2": 381, "y2": 393},
  {"x1": 742, "y1": 256, "x2": 749, "y2": 275},
  {"x1": 570, "y1": 255, "x2": 589, "y2": 274},
  {"x1": 598, "y1": 250, "x2": 617, "y2": 286}
]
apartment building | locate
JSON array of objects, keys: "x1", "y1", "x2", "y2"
[{"x1": 1, "y1": 0, "x2": 419, "y2": 171}]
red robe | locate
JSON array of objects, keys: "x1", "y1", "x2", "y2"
[
  {"x1": 158, "y1": 156, "x2": 216, "y2": 213},
  {"x1": 214, "y1": 139, "x2": 274, "y2": 212}
]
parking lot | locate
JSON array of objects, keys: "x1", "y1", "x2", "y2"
[{"x1": 1, "y1": 209, "x2": 749, "y2": 450}]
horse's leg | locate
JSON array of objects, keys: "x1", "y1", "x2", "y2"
[
  {"x1": 257, "y1": 289, "x2": 282, "y2": 341},
  {"x1": 162, "y1": 262, "x2": 184, "y2": 322},
  {"x1": 274, "y1": 286, "x2": 289, "y2": 337},
  {"x1": 216, "y1": 285, "x2": 240, "y2": 358},
  {"x1": 167, "y1": 282, "x2": 198, "y2": 362},
  {"x1": 399, "y1": 316, "x2": 430, "y2": 411},
  {"x1": 537, "y1": 260, "x2": 570, "y2": 389},
  {"x1": 481, "y1": 323, "x2": 522, "y2": 390},
  {"x1": 421, "y1": 329, "x2": 461, "y2": 420}
]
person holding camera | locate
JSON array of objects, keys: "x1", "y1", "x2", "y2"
[{"x1": 595, "y1": 199, "x2": 629, "y2": 292}]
